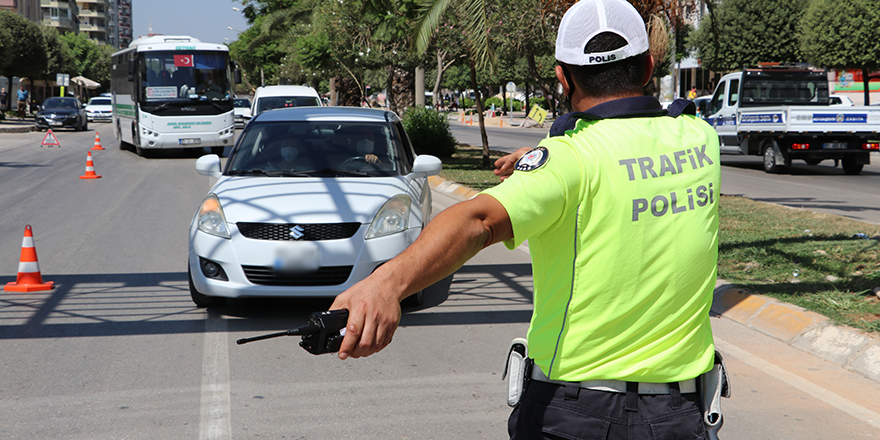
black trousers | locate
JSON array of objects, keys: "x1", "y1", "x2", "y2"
[{"x1": 509, "y1": 381, "x2": 709, "y2": 440}]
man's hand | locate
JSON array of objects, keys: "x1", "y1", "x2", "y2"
[
  {"x1": 365, "y1": 154, "x2": 379, "y2": 164},
  {"x1": 493, "y1": 147, "x2": 532, "y2": 181},
  {"x1": 329, "y1": 271, "x2": 402, "y2": 360}
]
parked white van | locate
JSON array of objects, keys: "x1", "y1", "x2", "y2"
[{"x1": 247, "y1": 86, "x2": 322, "y2": 123}]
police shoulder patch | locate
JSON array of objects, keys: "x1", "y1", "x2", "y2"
[{"x1": 514, "y1": 147, "x2": 549, "y2": 172}]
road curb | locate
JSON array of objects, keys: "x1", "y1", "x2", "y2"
[
  {"x1": 429, "y1": 174, "x2": 880, "y2": 385},
  {"x1": 0, "y1": 125, "x2": 35, "y2": 133},
  {"x1": 713, "y1": 282, "x2": 880, "y2": 383}
]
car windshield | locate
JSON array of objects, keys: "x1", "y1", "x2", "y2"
[
  {"x1": 227, "y1": 121, "x2": 409, "y2": 177},
  {"x1": 234, "y1": 98, "x2": 250, "y2": 108},
  {"x1": 257, "y1": 96, "x2": 321, "y2": 114},
  {"x1": 42, "y1": 98, "x2": 78, "y2": 110},
  {"x1": 88, "y1": 98, "x2": 111, "y2": 106}
]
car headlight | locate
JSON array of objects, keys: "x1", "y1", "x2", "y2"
[
  {"x1": 365, "y1": 194, "x2": 411, "y2": 239},
  {"x1": 197, "y1": 194, "x2": 230, "y2": 239}
]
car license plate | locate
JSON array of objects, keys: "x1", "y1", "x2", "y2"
[
  {"x1": 50, "y1": 121, "x2": 62, "y2": 126},
  {"x1": 273, "y1": 243, "x2": 320, "y2": 275},
  {"x1": 823, "y1": 142, "x2": 847, "y2": 149},
  {"x1": 179, "y1": 138, "x2": 201, "y2": 145}
]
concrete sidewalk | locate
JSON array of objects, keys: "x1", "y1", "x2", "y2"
[{"x1": 427, "y1": 174, "x2": 880, "y2": 385}]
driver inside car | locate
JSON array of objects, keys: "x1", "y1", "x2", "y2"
[{"x1": 353, "y1": 127, "x2": 384, "y2": 165}]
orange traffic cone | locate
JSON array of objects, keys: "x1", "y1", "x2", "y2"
[
  {"x1": 79, "y1": 151, "x2": 102, "y2": 179},
  {"x1": 91, "y1": 132, "x2": 105, "y2": 150},
  {"x1": 5, "y1": 225, "x2": 54, "y2": 292}
]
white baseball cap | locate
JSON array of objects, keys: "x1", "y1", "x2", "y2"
[{"x1": 555, "y1": 0, "x2": 649, "y2": 66}]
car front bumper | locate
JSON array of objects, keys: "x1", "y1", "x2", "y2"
[{"x1": 188, "y1": 221, "x2": 421, "y2": 298}]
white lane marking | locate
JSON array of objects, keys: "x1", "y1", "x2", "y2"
[
  {"x1": 714, "y1": 337, "x2": 880, "y2": 430},
  {"x1": 200, "y1": 310, "x2": 231, "y2": 440}
]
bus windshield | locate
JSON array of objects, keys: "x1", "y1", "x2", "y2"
[{"x1": 140, "y1": 51, "x2": 232, "y2": 103}]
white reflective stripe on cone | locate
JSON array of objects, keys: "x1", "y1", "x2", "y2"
[
  {"x1": 22, "y1": 236, "x2": 34, "y2": 248},
  {"x1": 17, "y1": 261, "x2": 40, "y2": 273}
]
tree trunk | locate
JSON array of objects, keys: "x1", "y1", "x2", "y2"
[
  {"x1": 415, "y1": 67, "x2": 425, "y2": 108},
  {"x1": 386, "y1": 66, "x2": 396, "y2": 113},
  {"x1": 468, "y1": 58, "x2": 491, "y2": 168},
  {"x1": 391, "y1": 66, "x2": 415, "y2": 113},
  {"x1": 433, "y1": 52, "x2": 444, "y2": 107},
  {"x1": 329, "y1": 77, "x2": 337, "y2": 106},
  {"x1": 863, "y1": 68, "x2": 870, "y2": 106}
]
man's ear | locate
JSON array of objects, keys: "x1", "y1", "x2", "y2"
[
  {"x1": 643, "y1": 55, "x2": 655, "y2": 87},
  {"x1": 555, "y1": 65, "x2": 571, "y2": 97}
]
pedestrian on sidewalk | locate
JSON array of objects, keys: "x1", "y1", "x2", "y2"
[
  {"x1": 326, "y1": 0, "x2": 722, "y2": 439},
  {"x1": 17, "y1": 85, "x2": 29, "y2": 119}
]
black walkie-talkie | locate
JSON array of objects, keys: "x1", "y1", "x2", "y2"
[{"x1": 236, "y1": 309, "x2": 349, "y2": 355}]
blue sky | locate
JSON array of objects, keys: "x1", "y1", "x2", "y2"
[{"x1": 132, "y1": 0, "x2": 250, "y2": 46}]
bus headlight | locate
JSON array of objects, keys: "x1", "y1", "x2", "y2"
[
  {"x1": 365, "y1": 194, "x2": 411, "y2": 239},
  {"x1": 197, "y1": 194, "x2": 230, "y2": 239}
]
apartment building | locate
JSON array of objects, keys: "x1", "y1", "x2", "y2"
[{"x1": 38, "y1": 0, "x2": 132, "y2": 49}]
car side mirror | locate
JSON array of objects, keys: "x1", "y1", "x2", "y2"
[
  {"x1": 412, "y1": 155, "x2": 442, "y2": 176},
  {"x1": 196, "y1": 154, "x2": 222, "y2": 178}
]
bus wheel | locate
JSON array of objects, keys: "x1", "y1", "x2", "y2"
[{"x1": 211, "y1": 147, "x2": 224, "y2": 157}]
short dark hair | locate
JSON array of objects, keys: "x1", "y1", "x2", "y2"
[{"x1": 563, "y1": 32, "x2": 649, "y2": 99}]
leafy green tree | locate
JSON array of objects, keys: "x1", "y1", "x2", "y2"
[
  {"x1": 800, "y1": 0, "x2": 880, "y2": 105},
  {"x1": 41, "y1": 28, "x2": 77, "y2": 97},
  {"x1": 415, "y1": 0, "x2": 497, "y2": 166},
  {"x1": 690, "y1": 0, "x2": 806, "y2": 72},
  {"x1": 0, "y1": 10, "x2": 48, "y2": 97}
]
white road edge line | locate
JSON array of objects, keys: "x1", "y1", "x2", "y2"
[
  {"x1": 200, "y1": 310, "x2": 232, "y2": 440},
  {"x1": 714, "y1": 337, "x2": 880, "y2": 430}
]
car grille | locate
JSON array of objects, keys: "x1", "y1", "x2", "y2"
[
  {"x1": 241, "y1": 265, "x2": 353, "y2": 286},
  {"x1": 236, "y1": 222, "x2": 361, "y2": 241}
]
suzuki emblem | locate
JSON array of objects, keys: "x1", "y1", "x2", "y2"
[{"x1": 289, "y1": 225, "x2": 305, "y2": 240}]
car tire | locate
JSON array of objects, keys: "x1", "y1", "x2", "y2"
[
  {"x1": 83, "y1": 120, "x2": 88, "y2": 131},
  {"x1": 188, "y1": 267, "x2": 226, "y2": 308}
]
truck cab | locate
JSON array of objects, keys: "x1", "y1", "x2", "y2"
[{"x1": 705, "y1": 64, "x2": 880, "y2": 175}]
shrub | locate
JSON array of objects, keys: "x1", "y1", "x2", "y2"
[
  {"x1": 527, "y1": 97, "x2": 548, "y2": 112},
  {"x1": 401, "y1": 106, "x2": 457, "y2": 158}
]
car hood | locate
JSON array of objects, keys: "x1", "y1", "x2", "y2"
[
  {"x1": 212, "y1": 176, "x2": 414, "y2": 224},
  {"x1": 38, "y1": 108, "x2": 80, "y2": 116}
]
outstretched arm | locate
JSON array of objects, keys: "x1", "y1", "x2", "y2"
[
  {"x1": 493, "y1": 147, "x2": 532, "y2": 181},
  {"x1": 329, "y1": 194, "x2": 513, "y2": 359}
]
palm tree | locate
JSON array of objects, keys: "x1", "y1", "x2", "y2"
[{"x1": 414, "y1": 0, "x2": 496, "y2": 167}]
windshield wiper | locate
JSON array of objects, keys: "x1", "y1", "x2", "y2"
[
  {"x1": 299, "y1": 168, "x2": 372, "y2": 177},
  {"x1": 227, "y1": 169, "x2": 270, "y2": 176}
]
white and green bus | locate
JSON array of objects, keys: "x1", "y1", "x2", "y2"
[{"x1": 110, "y1": 35, "x2": 241, "y2": 156}]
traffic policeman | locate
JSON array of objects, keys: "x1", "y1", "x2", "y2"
[{"x1": 329, "y1": 0, "x2": 721, "y2": 438}]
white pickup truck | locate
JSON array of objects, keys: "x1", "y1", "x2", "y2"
[{"x1": 705, "y1": 66, "x2": 880, "y2": 174}]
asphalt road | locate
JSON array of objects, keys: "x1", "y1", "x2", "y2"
[
  {"x1": 450, "y1": 121, "x2": 880, "y2": 225},
  {"x1": 0, "y1": 127, "x2": 878, "y2": 439}
]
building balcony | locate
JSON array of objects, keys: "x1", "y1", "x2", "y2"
[
  {"x1": 79, "y1": 23, "x2": 105, "y2": 32},
  {"x1": 41, "y1": 18, "x2": 76, "y2": 31},
  {"x1": 41, "y1": 1, "x2": 73, "y2": 9}
]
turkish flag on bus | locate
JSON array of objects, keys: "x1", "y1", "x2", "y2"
[{"x1": 174, "y1": 55, "x2": 194, "y2": 67}]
